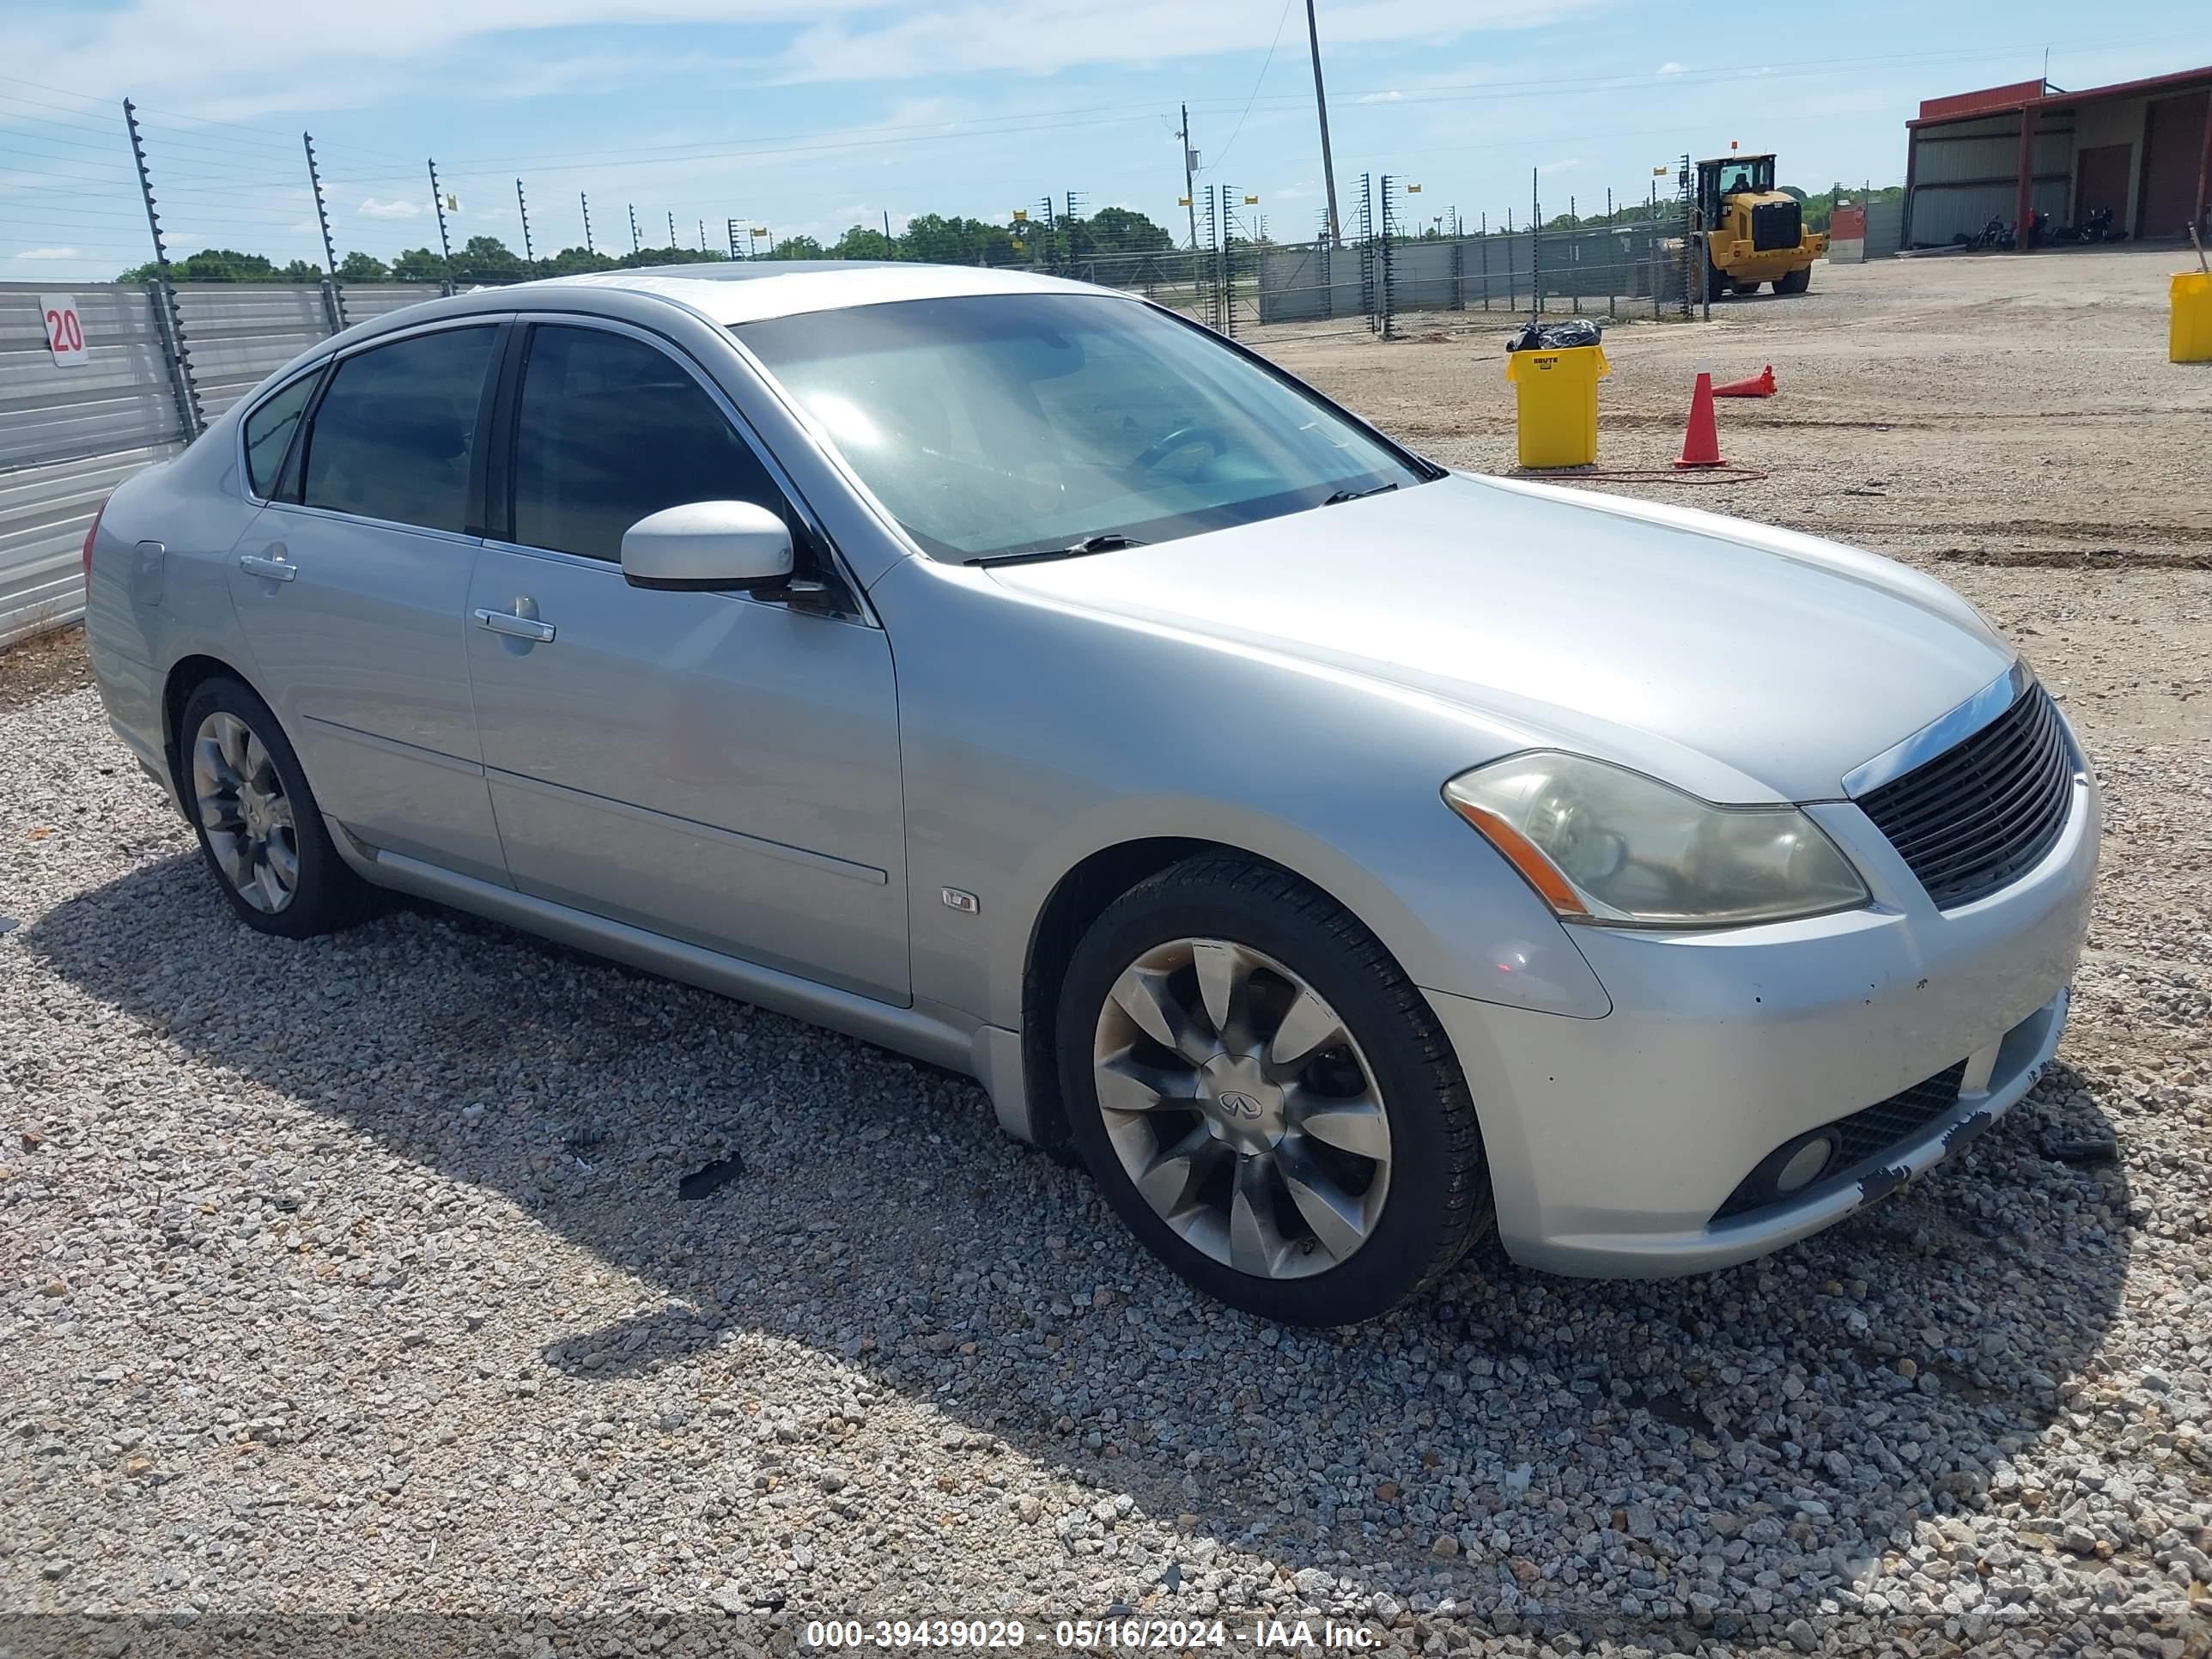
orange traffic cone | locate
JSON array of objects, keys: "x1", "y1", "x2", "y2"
[
  {"x1": 1712, "y1": 363, "x2": 1777, "y2": 398},
  {"x1": 1675, "y1": 372, "x2": 1725, "y2": 468}
]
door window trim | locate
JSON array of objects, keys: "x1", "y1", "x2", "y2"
[
  {"x1": 490, "y1": 311, "x2": 873, "y2": 624},
  {"x1": 235, "y1": 361, "x2": 329, "y2": 507}
]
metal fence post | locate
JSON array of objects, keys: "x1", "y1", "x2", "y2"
[
  {"x1": 143, "y1": 280, "x2": 200, "y2": 441},
  {"x1": 124, "y1": 100, "x2": 204, "y2": 438},
  {"x1": 304, "y1": 131, "x2": 345, "y2": 330},
  {"x1": 1377, "y1": 174, "x2": 1396, "y2": 339}
]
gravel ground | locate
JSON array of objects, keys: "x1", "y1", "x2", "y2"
[{"x1": 3, "y1": 250, "x2": 2210, "y2": 1659}]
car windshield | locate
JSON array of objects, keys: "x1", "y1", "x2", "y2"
[{"x1": 733, "y1": 294, "x2": 1431, "y2": 562}]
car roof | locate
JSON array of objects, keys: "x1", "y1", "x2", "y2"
[{"x1": 512, "y1": 259, "x2": 1112, "y2": 325}]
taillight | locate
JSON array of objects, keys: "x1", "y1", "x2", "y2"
[{"x1": 82, "y1": 499, "x2": 106, "y2": 588}]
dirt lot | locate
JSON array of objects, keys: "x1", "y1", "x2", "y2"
[{"x1": 2, "y1": 248, "x2": 2209, "y2": 1659}]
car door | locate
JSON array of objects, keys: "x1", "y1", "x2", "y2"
[
  {"x1": 465, "y1": 317, "x2": 908, "y2": 1003},
  {"x1": 228, "y1": 320, "x2": 507, "y2": 884}
]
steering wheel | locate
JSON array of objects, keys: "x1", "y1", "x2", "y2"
[{"x1": 1130, "y1": 423, "x2": 1229, "y2": 474}]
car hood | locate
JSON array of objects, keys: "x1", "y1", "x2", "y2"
[{"x1": 987, "y1": 472, "x2": 2015, "y2": 803}]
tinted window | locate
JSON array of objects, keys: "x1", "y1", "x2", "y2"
[
  {"x1": 511, "y1": 325, "x2": 787, "y2": 562},
  {"x1": 301, "y1": 327, "x2": 496, "y2": 533},
  {"x1": 243, "y1": 372, "x2": 317, "y2": 498}
]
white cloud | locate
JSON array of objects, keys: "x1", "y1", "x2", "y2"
[
  {"x1": 1359, "y1": 90, "x2": 1407, "y2": 104},
  {"x1": 1657, "y1": 61, "x2": 1683, "y2": 75},
  {"x1": 11, "y1": 246, "x2": 81, "y2": 260},
  {"x1": 358, "y1": 198, "x2": 421, "y2": 219},
  {"x1": 1536, "y1": 157, "x2": 1580, "y2": 174}
]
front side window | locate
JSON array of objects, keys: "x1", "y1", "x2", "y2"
[
  {"x1": 301, "y1": 326, "x2": 497, "y2": 534},
  {"x1": 242, "y1": 371, "x2": 318, "y2": 498},
  {"x1": 734, "y1": 293, "x2": 1428, "y2": 562},
  {"x1": 510, "y1": 325, "x2": 789, "y2": 562}
]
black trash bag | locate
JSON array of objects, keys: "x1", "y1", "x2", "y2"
[{"x1": 1506, "y1": 318, "x2": 1602, "y2": 352}]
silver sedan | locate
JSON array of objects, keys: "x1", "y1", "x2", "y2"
[{"x1": 82, "y1": 263, "x2": 2097, "y2": 1325}]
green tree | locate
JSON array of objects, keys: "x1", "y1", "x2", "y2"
[
  {"x1": 1086, "y1": 206, "x2": 1170, "y2": 253},
  {"x1": 277, "y1": 258, "x2": 322, "y2": 283},
  {"x1": 337, "y1": 250, "x2": 390, "y2": 281},
  {"x1": 830, "y1": 225, "x2": 902, "y2": 261},
  {"x1": 763, "y1": 235, "x2": 825, "y2": 260},
  {"x1": 452, "y1": 235, "x2": 525, "y2": 283},
  {"x1": 391, "y1": 246, "x2": 447, "y2": 283},
  {"x1": 544, "y1": 245, "x2": 617, "y2": 275}
]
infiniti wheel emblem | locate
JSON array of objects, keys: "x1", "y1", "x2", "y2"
[{"x1": 1218, "y1": 1091, "x2": 1263, "y2": 1120}]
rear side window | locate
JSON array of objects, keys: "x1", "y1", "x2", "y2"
[
  {"x1": 510, "y1": 324, "x2": 789, "y2": 562},
  {"x1": 242, "y1": 372, "x2": 317, "y2": 498},
  {"x1": 301, "y1": 327, "x2": 497, "y2": 533}
]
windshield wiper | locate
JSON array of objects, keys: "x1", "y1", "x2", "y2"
[
  {"x1": 1322, "y1": 482, "x2": 1401, "y2": 506},
  {"x1": 966, "y1": 532, "x2": 1147, "y2": 568}
]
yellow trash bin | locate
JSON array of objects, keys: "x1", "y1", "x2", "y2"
[
  {"x1": 2174, "y1": 272, "x2": 2212, "y2": 364},
  {"x1": 1504, "y1": 344, "x2": 1609, "y2": 468}
]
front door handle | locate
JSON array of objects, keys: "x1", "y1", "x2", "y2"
[
  {"x1": 473, "y1": 606, "x2": 556, "y2": 643},
  {"x1": 238, "y1": 549, "x2": 297, "y2": 582}
]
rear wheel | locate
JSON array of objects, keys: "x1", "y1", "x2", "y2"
[
  {"x1": 179, "y1": 677, "x2": 372, "y2": 939},
  {"x1": 1775, "y1": 265, "x2": 1812, "y2": 295},
  {"x1": 1705, "y1": 263, "x2": 1728, "y2": 301},
  {"x1": 1056, "y1": 854, "x2": 1491, "y2": 1325}
]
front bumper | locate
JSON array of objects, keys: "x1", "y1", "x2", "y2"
[{"x1": 1425, "y1": 755, "x2": 2098, "y2": 1279}]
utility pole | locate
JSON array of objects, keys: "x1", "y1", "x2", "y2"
[
  {"x1": 1177, "y1": 103, "x2": 1199, "y2": 250},
  {"x1": 883, "y1": 209, "x2": 892, "y2": 241},
  {"x1": 628, "y1": 204, "x2": 641, "y2": 253},
  {"x1": 581, "y1": 191, "x2": 595, "y2": 254},
  {"x1": 428, "y1": 159, "x2": 453, "y2": 273},
  {"x1": 666, "y1": 210, "x2": 676, "y2": 248},
  {"x1": 1304, "y1": 0, "x2": 1342, "y2": 246},
  {"x1": 698, "y1": 219, "x2": 706, "y2": 251},
  {"x1": 516, "y1": 179, "x2": 535, "y2": 264}
]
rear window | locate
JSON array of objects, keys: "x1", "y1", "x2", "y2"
[{"x1": 301, "y1": 327, "x2": 497, "y2": 533}]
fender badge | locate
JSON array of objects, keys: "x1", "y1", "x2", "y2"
[{"x1": 941, "y1": 887, "x2": 980, "y2": 915}]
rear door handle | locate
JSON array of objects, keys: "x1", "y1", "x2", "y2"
[
  {"x1": 238, "y1": 550, "x2": 297, "y2": 582},
  {"x1": 474, "y1": 607, "x2": 556, "y2": 643}
]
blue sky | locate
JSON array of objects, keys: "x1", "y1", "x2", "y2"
[{"x1": 0, "y1": 1, "x2": 2203, "y2": 278}]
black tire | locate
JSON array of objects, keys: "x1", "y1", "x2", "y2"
[
  {"x1": 1705, "y1": 263, "x2": 1728, "y2": 302},
  {"x1": 1729, "y1": 282, "x2": 1760, "y2": 296},
  {"x1": 177, "y1": 676, "x2": 373, "y2": 939},
  {"x1": 1774, "y1": 265, "x2": 1811, "y2": 295},
  {"x1": 1055, "y1": 854, "x2": 1492, "y2": 1326}
]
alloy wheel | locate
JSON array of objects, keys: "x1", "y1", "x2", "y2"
[
  {"x1": 191, "y1": 710, "x2": 298, "y2": 915},
  {"x1": 1091, "y1": 937, "x2": 1392, "y2": 1279}
]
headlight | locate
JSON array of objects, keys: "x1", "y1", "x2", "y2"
[{"x1": 1443, "y1": 752, "x2": 1869, "y2": 927}]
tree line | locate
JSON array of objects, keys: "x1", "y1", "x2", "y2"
[{"x1": 117, "y1": 205, "x2": 1178, "y2": 285}]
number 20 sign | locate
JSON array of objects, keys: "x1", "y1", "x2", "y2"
[{"x1": 42, "y1": 295, "x2": 88, "y2": 368}]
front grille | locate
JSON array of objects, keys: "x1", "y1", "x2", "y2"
[
  {"x1": 1859, "y1": 685, "x2": 2073, "y2": 910},
  {"x1": 1713, "y1": 1061, "x2": 1967, "y2": 1221},
  {"x1": 1750, "y1": 199, "x2": 1802, "y2": 252}
]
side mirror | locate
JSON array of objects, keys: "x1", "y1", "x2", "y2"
[{"x1": 620, "y1": 501, "x2": 794, "y2": 592}]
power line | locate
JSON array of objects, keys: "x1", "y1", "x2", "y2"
[{"x1": 1209, "y1": 0, "x2": 1297, "y2": 172}]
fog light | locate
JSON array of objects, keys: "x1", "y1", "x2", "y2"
[{"x1": 1774, "y1": 1136, "x2": 1836, "y2": 1195}]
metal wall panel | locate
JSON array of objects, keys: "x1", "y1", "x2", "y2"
[
  {"x1": 0, "y1": 441, "x2": 179, "y2": 646},
  {"x1": 0, "y1": 283, "x2": 191, "y2": 645},
  {"x1": 173, "y1": 284, "x2": 336, "y2": 416},
  {"x1": 338, "y1": 284, "x2": 444, "y2": 324},
  {"x1": 1864, "y1": 198, "x2": 1905, "y2": 258}
]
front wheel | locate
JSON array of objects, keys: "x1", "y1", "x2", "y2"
[
  {"x1": 1056, "y1": 855, "x2": 1492, "y2": 1325},
  {"x1": 1774, "y1": 265, "x2": 1812, "y2": 295}
]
